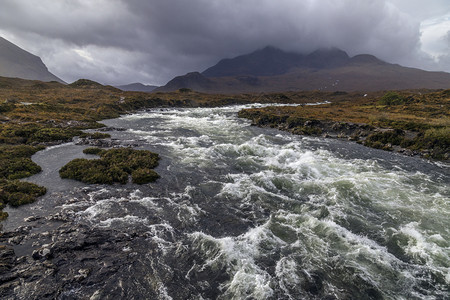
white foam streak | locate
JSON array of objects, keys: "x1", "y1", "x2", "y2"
[{"x1": 190, "y1": 220, "x2": 285, "y2": 298}]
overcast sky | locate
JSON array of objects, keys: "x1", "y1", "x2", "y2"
[{"x1": 0, "y1": 0, "x2": 449, "y2": 85}]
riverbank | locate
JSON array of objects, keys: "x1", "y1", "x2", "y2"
[
  {"x1": 0, "y1": 76, "x2": 377, "y2": 221},
  {"x1": 238, "y1": 89, "x2": 449, "y2": 161}
]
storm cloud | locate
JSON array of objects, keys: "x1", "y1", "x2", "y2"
[{"x1": 0, "y1": 0, "x2": 448, "y2": 85}]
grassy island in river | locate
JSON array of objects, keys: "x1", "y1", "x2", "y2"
[{"x1": 60, "y1": 147, "x2": 160, "y2": 185}]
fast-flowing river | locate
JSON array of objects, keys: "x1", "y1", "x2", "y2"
[{"x1": 4, "y1": 104, "x2": 449, "y2": 299}]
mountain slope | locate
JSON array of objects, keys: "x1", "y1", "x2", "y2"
[
  {"x1": 157, "y1": 47, "x2": 450, "y2": 93},
  {"x1": 0, "y1": 36, "x2": 64, "y2": 83},
  {"x1": 202, "y1": 46, "x2": 305, "y2": 77}
]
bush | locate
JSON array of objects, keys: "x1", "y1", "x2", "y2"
[
  {"x1": 0, "y1": 211, "x2": 8, "y2": 221},
  {"x1": 0, "y1": 180, "x2": 46, "y2": 207},
  {"x1": 0, "y1": 145, "x2": 43, "y2": 179},
  {"x1": 59, "y1": 159, "x2": 113, "y2": 184},
  {"x1": 100, "y1": 148, "x2": 159, "y2": 170},
  {"x1": 286, "y1": 116, "x2": 305, "y2": 128},
  {"x1": 132, "y1": 168, "x2": 160, "y2": 184},
  {"x1": 365, "y1": 129, "x2": 405, "y2": 146},
  {"x1": 31, "y1": 127, "x2": 81, "y2": 143},
  {"x1": 59, "y1": 148, "x2": 160, "y2": 185},
  {"x1": 410, "y1": 127, "x2": 450, "y2": 159},
  {"x1": 8, "y1": 193, "x2": 36, "y2": 207},
  {"x1": 83, "y1": 147, "x2": 105, "y2": 155},
  {"x1": 378, "y1": 92, "x2": 407, "y2": 106},
  {"x1": 292, "y1": 126, "x2": 322, "y2": 136},
  {"x1": 0, "y1": 102, "x2": 15, "y2": 113}
]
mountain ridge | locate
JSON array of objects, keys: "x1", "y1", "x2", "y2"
[{"x1": 157, "y1": 46, "x2": 450, "y2": 93}]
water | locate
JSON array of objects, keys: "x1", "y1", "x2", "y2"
[{"x1": 6, "y1": 104, "x2": 450, "y2": 299}]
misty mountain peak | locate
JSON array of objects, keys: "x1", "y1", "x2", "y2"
[
  {"x1": 350, "y1": 54, "x2": 386, "y2": 65},
  {"x1": 305, "y1": 47, "x2": 350, "y2": 68},
  {"x1": 202, "y1": 46, "x2": 304, "y2": 77},
  {"x1": 202, "y1": 46, "x2": 355, "y2": 77}
]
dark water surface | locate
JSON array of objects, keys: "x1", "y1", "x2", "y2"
[{"x1": 4, "y1": 104, "x2": 449, "y2": 299}]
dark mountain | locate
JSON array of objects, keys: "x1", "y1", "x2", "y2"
[
  {"x1": 349, "y1": 54, "x2": 386, "y2": 65},
  {"x1": 0, "y1": 36, "x2": 64, "y2": 83},
  {"x1": 156, "y1": 46, "x2": 450, "y2": 93},
  {"x1": 303, "y1": 48, "x2": 350, "y2": 68},
  {"x1": 116, "y1": 83, "x2": 158, "y2": 92},
  {"x1": 202, "y1": 46, "x2": 305, "y2": 77},
  {"x1": 202, "y1": 46, "x2": 352, "y2": 77},
  {"x1": 160, "y1": 72, "x2": 214, "y2": 92}
]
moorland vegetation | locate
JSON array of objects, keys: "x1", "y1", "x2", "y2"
[
  {"x1": 238, "y1": 89, "x2": 449, "y2": 159},
  {"x1": 59, "y1": 147, "x2": 160, "y2": 184}
]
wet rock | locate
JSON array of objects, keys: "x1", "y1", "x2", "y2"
[
  {"x1": 45, "y1": 212, "x2": 70, "y2": 222},
  {"x1": 0, "y1": 245, "x2": 15, "y2": 274},
  {"x1": 7, "y1": 235, "x2": 23, "y2": 245},
  {"x1": 73, "y1": 137, "x2": 120, "y2": 147},
  {"x1": 24, "y1": 215, "x2": 41, "y2": 222},
  {"x1": 98, "y1": 126, "x2": 126, "y2": 132},
  {"x1": 74, "y1": 268, "x2": 90, "y2": 281},
  {"x1": 32, "y1": 244, "x2": 52, "y2": 260}
]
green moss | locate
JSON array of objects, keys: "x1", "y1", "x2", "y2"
[
  {"x1": 0, "y1": 211, "x2": 8, "y2": 221},
  {"x1": 0, "y1": 145, "x2": 47, "y2": 219},
  {"x1": 0, "y1": 180, "x2": 46, "y2": 207},
  {"x1": 59, "y1": 148, "x2": 160, "y2": 185},
  {"x1": 0, "y1": 102, "x2": 15, "y2": 113},
  {"x1": 132, "y1": 168, "x2": 160, "y2": 184},
  {"x1": 31, "y1": 127, "x2": 82, "y2": 143},
  {"x1": 100, "y1": 148, "x2": 159, "y2": 171},
  {"x1": 365, "y1": 129, "x2": 405, "y2": 146},
  {"x1": 409, "y1": 127, "x2": 450, "y2": 159},
  {"x1": 0, "y1": 123, "x2": 83, "y2": 144},
  {"x1": 83, "y1": 147, "x2": 105, "y2": 155},
  {"x1": 0, "y1": 145, "x2": 43, "y2": 180},
  {"x1": 286, "y1": 116, "x2": 305, "y2": 128},
  {"x1": 81, "y1": 132, "x2": 111, "y2": 139},
  {"x1": 59, "y1": 158, "x2": 110, "y2": 183},
  {"x1": 292, "y1": 126, "x2": 323, "y2": 136}
]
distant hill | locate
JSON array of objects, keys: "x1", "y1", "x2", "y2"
[
  {"x1": 0, "y1": 36, "x2": 64, "y2": 83},
  {"x1": 115, "y1": 82, "x2": 158, "y2": 92},
  {"x1": 68, "y1": 79, "x2": 121, "y2": 91},
  {"x1": 156, "y1": 47, "x2": 450, "y2": 93}
]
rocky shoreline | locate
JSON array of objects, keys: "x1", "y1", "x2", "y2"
[{"x1": 238, "y1": 110, "x2": 448, "y2": 161}]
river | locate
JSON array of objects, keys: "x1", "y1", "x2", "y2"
[{"x1": 3, "y1": 104, "x2": 449, "y2": 299}]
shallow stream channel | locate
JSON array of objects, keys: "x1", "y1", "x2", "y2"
[{"x1": 2, "y1": 104, "x2": 449, "y2": 299}]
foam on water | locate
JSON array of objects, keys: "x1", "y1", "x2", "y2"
[
  {"x1": 189, "y1": 220, "x2": 282, "y2": 299},
  {"x1": 96, "y1": 104, "x2": 450, "y2": 298}
]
